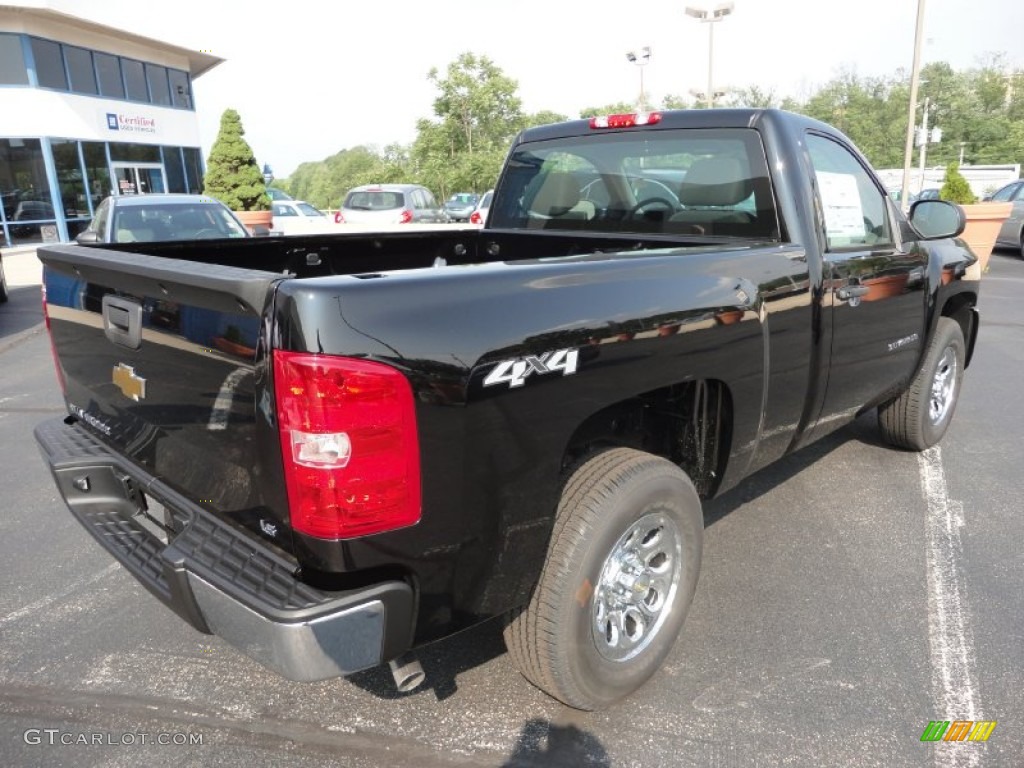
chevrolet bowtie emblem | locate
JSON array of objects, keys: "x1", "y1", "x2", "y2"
[{"x1": 113, "y1": 363, "x2": 146, "y2": 401}]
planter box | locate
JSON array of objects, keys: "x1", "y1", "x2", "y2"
[{"x1": 960, "y1": 201, "x2": 1012, "y2": 280}]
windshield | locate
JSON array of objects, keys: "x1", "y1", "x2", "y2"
[
  {"x1": 345, "y1": 190, "x2": 404, "y2": 211},
  {"x1": 490, "y1": 128, "x2": 779, "y2": 240},
  {"x1": 296, "y1": 202, "x2": 324, "y2": 216},
  {"x1": 111, "y1": 203, "x2": 248, "y2": 242}
]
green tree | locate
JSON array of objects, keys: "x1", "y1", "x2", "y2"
[
  {"x1": 426, "y1": 52, "x2": 523, "y2": 156},
  {"x1": 578, "y1": 101, "x2": 636, "y2": 118},
  {"x1": 203, "y1": 109, "x2": 270, "y2": 211},
  {"x1": 939, "y1": 162, "x2": 977, "y2": 204}
]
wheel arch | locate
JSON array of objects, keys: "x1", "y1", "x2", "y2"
[
  {"x1": 940, "y1": 291, "x2": 979, "y2": 368},
  {"x1": 560, "y1": 378, "x2": 734, "y2": 499}
]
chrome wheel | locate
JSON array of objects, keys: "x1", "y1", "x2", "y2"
[
  {"x1": 593, "y1": 511, "x2": 683, "y2": 662},
  {"x1": 929, "y1": 346, "x2": 958, "y2": 425}
]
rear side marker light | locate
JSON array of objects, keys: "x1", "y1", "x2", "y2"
[
  {"x1": 590, "y1": 112, "x2": 663, "y2": 129},
  {"x1": 273, "y1": 351, "x2": 421, "y2": 540}
]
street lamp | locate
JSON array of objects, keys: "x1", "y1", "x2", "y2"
[
  {"x1": 262, "y1": 163, "x2": 274, "y2": 188},
  {"x1": 625, "y1": 46, "x2": 652, "y2": 111},
  {"x1": 689, "y1": 87, "x2": 729, "y2": 106},
  {"x1": 685, "y1": 2, "x2": 734, "y2": 108}
]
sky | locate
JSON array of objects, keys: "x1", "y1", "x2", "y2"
[{"x1": 54, "y1": 0, "x2": 1024, "y2": 179}]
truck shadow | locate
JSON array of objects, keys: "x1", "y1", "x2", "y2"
[
  {"x1": 703, "y1": 412, "x2": 887, "y2": 526},
  {"x1": 347, "y1": 614, "x2": 508, "y2": 703}
]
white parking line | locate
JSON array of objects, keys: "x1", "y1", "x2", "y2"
[{"x1": 919, "y1": 446, "x2": 981, "y2": 767}]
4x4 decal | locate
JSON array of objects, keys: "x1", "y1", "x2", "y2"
[{"x1": 483, "y1": 348, "x2": 579, "y2": 389}]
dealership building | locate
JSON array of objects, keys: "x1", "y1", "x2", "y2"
[{"x1": 0, "y1": 3, "x2": 222, "y2": 245}]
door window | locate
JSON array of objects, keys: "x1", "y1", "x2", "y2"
[
  {"x1": 988, "y1": 182, "x2": 1021, "y2": 202},
  {"x1": 807, "y1": 134, "x2": 891, "y2": 250}
]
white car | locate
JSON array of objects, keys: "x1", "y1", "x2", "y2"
[
  {"x1": 469, "y1": 189, "x2": 493, "y2": 226},
  {"x1": 271, "y1": 200, "x2": 339, "y2": 235}
]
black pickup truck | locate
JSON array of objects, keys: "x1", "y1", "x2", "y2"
[{"x1": 35, "y1": 109, "x2": 978, "y2": 710}]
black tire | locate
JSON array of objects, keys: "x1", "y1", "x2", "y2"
[
  {"x1": 0, "y1": 257, "x2": 8, "y2": 304},
  {"x1": 878, "y1": 317, "x2": 965, "y2": 450},
  {"x1": 503, "y1": 447, "x2": 703, "y2": 710}
]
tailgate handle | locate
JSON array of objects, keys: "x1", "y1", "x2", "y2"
[{"x1": 102, "y1": 295, "x2": 143, "y2": 350}]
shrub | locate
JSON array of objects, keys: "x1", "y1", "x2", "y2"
[
  {"x1": 939, "y1": 162, "x2": 977, "y2": 205},
  {"x1": 203, "y1": 109, "x2": 270, "y2": 211}
]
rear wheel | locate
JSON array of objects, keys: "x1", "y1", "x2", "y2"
[
  {"x1": 878, "y1": 317, "x2": 965, "y2": 450},
  {"x1": 503, "y1": 448, "x2": 703, "y2": 710}
]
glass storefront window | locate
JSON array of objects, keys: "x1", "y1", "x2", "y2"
[
  {"x1": 0, "y1": 33, "x2": 28, "y2": 85},
  {"x1": 163, "y1": 146, "x2": 186, "y2": 193},
  {"x1": 146, "y1": 64, "x2": 171, "y2": 106},
  {"x1": 183, "y1": 147, "x2": 203, "y2": 194},
  {"x1": 30, "y1": 37, "x2": 67, "y2": 90},
  {"x1": 0, "y1": 138, "x2": 56, "y2": 245},
  {"x1": 82, "y1": 142, "x2": 113, "y2": 208},
  {"x1": 51, "y1": 139, "x2": 89, "y2": 219},
  {"x1": 122, "y1": 58, "x2": 147, "y2": 102},
  {"x1": 64, "y1": 45, "x2": 97, "y2": 95},
  {"x1": 168, "y1": 69, "x2": 192, "y2": 109},
  {"x1": 94, "y1": 52, "x2": 124, "y2": 98},
  {"x1": 109, "y1": 143, "x2": 161, "y2": 163}
]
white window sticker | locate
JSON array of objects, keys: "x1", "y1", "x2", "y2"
[{"x1": 816, "y1": 171, "x2": 865, "y2": 239}]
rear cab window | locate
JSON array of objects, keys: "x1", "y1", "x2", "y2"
[
  {"x1": 345, "y1": 190, "x2": 404, "y2": 210},
  {"x1": 489, "y1": 127, "x2": 780, "y2": 240}
]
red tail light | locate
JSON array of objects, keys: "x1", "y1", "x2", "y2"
[
  {"x1": 470, "y1": 211, "x2": 482, "y2": 225},
  {"x1": 589, "y1": 112, "x2": 663, "y2": 129},
  {"x1": 272, "y1": 351, "x2": 421, "y2": 539},
  {"x1": 334, "y1": 211, "x2": 345, "y2": 224},
  {"x1": 41, "y1": 282, "x2": 66, "y2": 394},
  {"x1": 398, "y1": 209, "x2": 413, "y2": 224}
]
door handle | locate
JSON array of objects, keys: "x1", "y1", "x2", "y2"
[
  {"x1": 837, "y1": 285, "x2": 870, "y2": 300},
  {"x1": 102, "y1": 295, "x2": 143, "y2": 349}
]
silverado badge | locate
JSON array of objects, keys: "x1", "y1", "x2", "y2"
[{"x1": 113, "y1": 363, "x2": 146, "y2": 401}]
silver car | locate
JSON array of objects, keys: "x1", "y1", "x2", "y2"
[
  {"x1": 339, "y1": 184, "x2": 448, "y2": 225},
  {"x1": 987, "y1": 180, "x2": 1024, "y2": 256}
]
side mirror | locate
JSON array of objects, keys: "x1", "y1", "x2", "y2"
[
  {"x1": 75, "y1": 230, "x2": 101, "y2": 244},
  {"x1": 909, "y1": 200, "x2": 966, "y2": 240}
]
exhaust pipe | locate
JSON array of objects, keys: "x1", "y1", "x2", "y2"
[{"x1": 388, "y1": 653, "x2": 425, "y2": 693}]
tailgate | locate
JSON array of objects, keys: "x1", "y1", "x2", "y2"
[{"x1": 39, "y1": 244, "x2": 286, "y2": 535}]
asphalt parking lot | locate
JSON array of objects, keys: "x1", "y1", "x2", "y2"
[{"x1": 0, "y1": 247, "x2": 1021, "y2": 767}]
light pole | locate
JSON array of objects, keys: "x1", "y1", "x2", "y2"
[
  {"x1": 900, "y1": 0, "x2": 927, "y2": 209},
  {"x1": 685, "y1": 2, "x2": 734, "y2": 108},
  {"x1": 625, "y1": 46, "x2": 652, "y2": 111}
]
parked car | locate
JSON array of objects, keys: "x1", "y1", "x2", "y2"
[
  {"x1": 917, "y1": 188, "x2": 941, "y2": 201},
  {"x1": 270, "y1": 200, "x2": 337, "y2": 236},
  {"x1": 469, "y1": 189, "x2": 493, "y2": 226},
  {"x1": 338, "y1": 184, "x2": 447, "y2": 225},
  {"x1": 75, "y1": 194, "x2": 251, "y2": 243},
  {"x1": 444, "y1": 192, "x2": 479, "y2": 222},
  {"x1": 985, "y1": 179, "x2": 1024, "y2": 255},
  {"x1": 36, "y1": 109, "x2": 978, "y2": 712}
]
